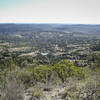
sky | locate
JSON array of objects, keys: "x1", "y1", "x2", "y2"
[{"x1": 0, "y1": 0, "x2": 100, "y2": 24}]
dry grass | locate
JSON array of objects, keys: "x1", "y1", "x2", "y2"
[{"x1": 0, "y1": 79, "x2": 24, "y2": 100}]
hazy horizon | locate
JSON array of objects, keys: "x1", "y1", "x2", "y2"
[{"x1": 0, "y1": 22, "x2": 100, "y2": 25}]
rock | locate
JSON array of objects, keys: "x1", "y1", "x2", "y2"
[{"x1": 43, "y1": 88, "x2": 51, "y2": 91}]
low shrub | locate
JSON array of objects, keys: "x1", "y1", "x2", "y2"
[{"x1": 30, "y1": 60, "x2": 87, "y2": 83}]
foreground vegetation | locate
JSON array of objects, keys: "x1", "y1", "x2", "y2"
[{"x1": 0, "y1": 58, "x2": 100, "y2": 100}]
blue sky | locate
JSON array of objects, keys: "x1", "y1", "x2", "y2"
[
  {"x1": 0, "y1": 0, "x2": 100, "y2": 24},
  {"x1": 0, "y1": 0, "x2": 25, "y2": 8},
  {"x1": 0, "y1": 0, "x2": 41, "y2": 8}
]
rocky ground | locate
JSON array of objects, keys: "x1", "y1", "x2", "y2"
[{"x1": 23, "y1": 80, "x2": 100, "y2": 100}]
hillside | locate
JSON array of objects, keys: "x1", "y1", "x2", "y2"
[{"x1": 0, "y1": 24, "x2": 100, "y2": 100}]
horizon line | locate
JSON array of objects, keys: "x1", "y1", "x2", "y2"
[{"x1": 0, "y1": 22, "x2": 100, "y2": 25}]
